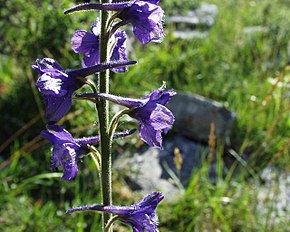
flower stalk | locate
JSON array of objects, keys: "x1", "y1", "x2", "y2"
[
  {"x1": 97, "y1": 1, "x2": 113, "y2": 230},
  {"x1": 108, "y1": 108, "x2": 130, "y2": 140},
  {"x1": 104, "y1": 215, "x2": 119, "y2": 232},
  {"x1": 34, "y1": 1, "x2": 171, "y2": 231}
]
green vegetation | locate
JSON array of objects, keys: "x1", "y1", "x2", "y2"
[{"x1": 0, "y1": 0, "x2": 289, "y2": 231}]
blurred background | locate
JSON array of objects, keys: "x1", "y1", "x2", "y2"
[{"x1": 0, "y1": 0, "x2": 289, "y2": 231}]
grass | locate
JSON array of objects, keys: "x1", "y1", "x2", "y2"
[
  {"x1": 0, "y1": 0, "x2": 289, "y2": 231},
  {"x1": 159, "y1": 157, "x2": 289, "y2": 232}
]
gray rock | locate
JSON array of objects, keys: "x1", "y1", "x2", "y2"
[
  {"x1": 114, "y1": 135, "x2": 208, "y2": 201},
  {"x1": 167, "y1": 93, "x2": 236, "y2": 144},
  {"x1": 257, "y1": 167, "x2": 290, "y2": 225},
  {"x1": 159, "y1": 135, "x2": 207, "y2": 185},
  {"x1": 114, "y1": 147, "x2": 181, "y2": 201}
]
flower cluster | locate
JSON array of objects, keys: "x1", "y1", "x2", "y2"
[
  {"x1": 33, "y1": 58, "x2": 135, "y2": 122},
  {"x1": 77, "y1": 82, "x2": 176, "y2": 148},
  {"x1": 42, "y1": 125, "x2": 136, "y2": 181},
  {"x1": 33, "y1": 0, "x2": 173, "y2": 231},
  {"x1": 72, "y1": 20, "x2": 128, "y2": 72},
  {"x1": 65, "y1": 0, "x2": 165, "y2": 44}
]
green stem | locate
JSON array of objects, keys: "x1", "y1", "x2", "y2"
[{"x1": 96, "y1": 1, "x2": 113, "y2": 231}]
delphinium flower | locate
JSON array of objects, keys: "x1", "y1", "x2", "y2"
[
  {"x1": 67, "y1": 192, "x2": 164, "y2": 232},
  {"x1": 32, "y1": 58, "x2": 136, "y2": 122},
  {"x1": 116, "y1": 0, "x2": 164, "y2": 44},
  {"x1": 65, "y1": 0, "x2": 165, "y2": 44},
  {"x1": 72, "y1": 19, "x2": 128, "y2": 72},
  {"x1": 78, "y1": 83, "x2": 175, "y2": 149},
  {"x1": 42, "y1": 125, "x2": 136, "y2": 181}
]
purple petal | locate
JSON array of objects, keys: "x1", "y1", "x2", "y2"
[
  {"x1": 42, "y1": 125, "x2": 80, "y2": 180},
  {"x1": 41, "y1": 125, "x2": 75, "y2": 144},
  {"x1": 41, "y1": 58, "x2": 64, "y2": 71},
  {"x1": 43, "y1": 92, "x2": 73, "y2": 122},
  {"x1": 144, "y1": 82, "x2": 166, "y2": 100},
  {"x1": 72, "y1": 21, "x2": 130, "y2": 71},
  {"x1": 136, "y1": 191, "x2": 164, "y2": 209},
  {"x1": 132, "y1": 227, "x2": 141, "y2": 232},
  {"x1": 155, "y1": 89, "x2": 176, "y2": 105},
  {"x1": 39, "y1": 58, "x2": 64, "y2": 71},
  {"x1": 32, "y1": 58, "x2": 64, "y2": 74},
  {"x1": 139, "y1": 123, "x2": 163, "y2": 148},
  {"x1": 82, "y1": 49, "x2": 100, "y2": 68},
  {"x1": 71, "y1": 30, "x2": 98, "y2": 55},
  {"x1": 42, "y1": 125, "x2": 90, "y2": 181},
  {"x1": 52, "y1": 144, "x2": 79, "y2": 181},
  {"x1": 110, "y1": 31, "x2": 128, "y2": 73},
  {"x1": 128, "y1": 2, "x2": 164, "y2": 44},
  {"x1": 145, "y1": 83, "x2": 176, "y2": 105},
  {"x1": 149, "y1": 104, "x2": 174, "y2": 130}
]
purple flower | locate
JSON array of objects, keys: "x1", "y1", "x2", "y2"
[
  {"x1": 67, "y1": 192, "x2": 164, "y2": 232},
  {"x1": 72, "y1": 20, "x2": 128, "y2": 72},
  {"x1": 32, "y1": 58, "x2": 136, "y2": 122},
  {"x1": 95, "y1": 83, "x2": 175, "y2": 149},
  {"x1": 65, "y1": 1, "x2": 165, "y2": 44},
  {"x1": 118, "y1": 0, "x2": 164, "y2": 44},
  {"x1": 42, "y1": 125, "x2": 136, "y2": 181}
]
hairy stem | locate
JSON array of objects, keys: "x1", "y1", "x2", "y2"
[{"x1": 96, "y1": 1, "x2": 113, "y2": 231}]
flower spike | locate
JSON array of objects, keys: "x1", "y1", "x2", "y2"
[{"x1": 67, "y1": 192, "x2": 164, "y2": 232}]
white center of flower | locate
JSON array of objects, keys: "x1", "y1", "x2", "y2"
[
  {"x1": 65, "y1": 145, "x2": 77, "y2": 157},
  {"x1": 41, "y1": 74, "x2": 64, "y2": 94}
]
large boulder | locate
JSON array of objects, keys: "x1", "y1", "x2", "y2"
[
  {"x1": 114, "y1": 135, "x2": 208, "y2": 201},
  {"x1": 167, "y1": 93, "x2": 236, "y2": 144}
]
